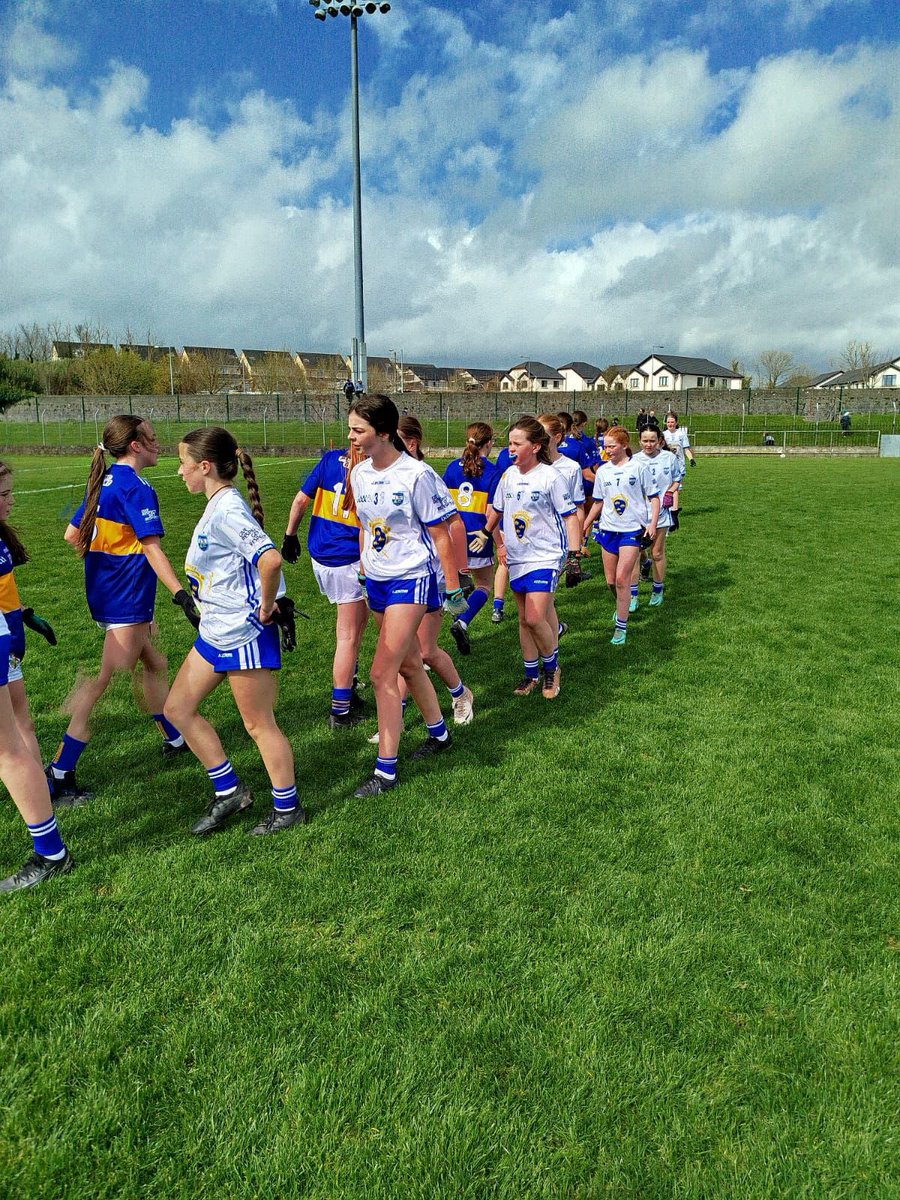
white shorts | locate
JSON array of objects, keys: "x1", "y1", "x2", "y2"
[
  {"x1": 312, "y1": 559, "x2": 365, "y2": 606},
  {"x1": 467, "y1": 554, "x2": 494, "y2": 571},
  {"x1": 7, "y1": 655, "x2": 23, "y2": 684},
  {"x1": 95, "y1": 620, "x2": 147, "y2": 632}
]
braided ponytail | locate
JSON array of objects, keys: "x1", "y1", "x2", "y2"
[{"x1": 75, "y1": 415, "x2": 145, "y2": 558}]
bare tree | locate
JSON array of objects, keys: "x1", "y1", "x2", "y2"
[
  {"x1": 251, "y1": 352, "x2": 307, "y2": 394},
  {"x1": 755, "y1": 350, "x2": 795, "y2": 389},
  {"x1": 16, "y1": 322, "x2": 54, "y2": 362},
  {"x1": 835, "y1": 339, "x2": 882, "y2": 387}
]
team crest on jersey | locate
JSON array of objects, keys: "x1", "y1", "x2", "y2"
[
  {"x1": 392, "y1": 491, "x2": 404, "y2": 507},
  {"x1": 628, "y1": 476, "x2": 637, "y2": 486},
  {"x1": 530, "y1": 491, "x2": 541, "y2": 503},
  {"x1": 513, "y1": 510, "x2": 531, "y2": 540},
  {"x1": 612, "y1": 494, "x2": 628, "y2": 516},
  {"x1": 370, "y1": 520, "x2": 391, "y2": 553},
  {"x1": 198, "y1": 533, "x2": 209, "y2": 550}
]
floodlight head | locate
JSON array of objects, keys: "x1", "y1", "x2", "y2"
[
  {"x1": 351, "y1": 4, "x2": 364, "y2": 13},
  {"x1": 309, "y1": 0, "x2": 319, "y2": 6},
  {"x1": 365, "y1": 1, "x2": 377, "y2": 9},
  {"x1": 379, "y1": 2, "x2": 391, "y2": 11},
  {"x1": 314, "y1": 7, "x2": 327, "y2": 16},
  {"x1": 339, "y1": 2, "x2": 351, "y2": 12}
]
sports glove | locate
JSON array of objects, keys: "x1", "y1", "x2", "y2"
[
  {"x1": 172, "y1": 588, "x2": 201, "y2": 629},
  {"x1": 280, "y1": 533, "x2": 302, "y2": 563},
  {"x1": 357, "y1": 569, "x2": 367, "y2": 586},
  {"x1": 689, "y1": 458, "x2": 697, "y2": 467},
  {"x1": 458, "y1": 570, "x2": 475, "y2": 598},
  {"x1": 21, "y1": 608, "x2": 57, "y2": 646},
  {"x1": 639, "y1": 530, "x2": 654, "y2": 550},
  {"x1": 564, "y1": 551, "x2": 584, "y2": 589},
  {"x1": 272, "y1": 597, "x2": 298, "y2": 652},
  {"x1": 468, "y1": 528, "x2": 490, "y2": 553},
  {"x1": 443, "y1": 587, "x2": 468, "y2": 617}
]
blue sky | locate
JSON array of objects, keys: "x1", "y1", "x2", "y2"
[{"x1": 1, "y1": 0, "x2": 897, "y2": 375}]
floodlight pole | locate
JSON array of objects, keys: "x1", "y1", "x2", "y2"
[{"x1": 349, "y1": 13, "x2": 367, "y2": 391}]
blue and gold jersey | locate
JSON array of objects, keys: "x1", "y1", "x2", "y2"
[
  {"x1": 72, "y1": 463, "x2": 165, "y2": 624},
  {"x1": 0, "y1": 537, "x2": 25, "y2": 657},
  {"x1": 300, "y1": 449, "x2": 362, "y2": 568},
  {"x1": 442, "y1": 457, "x2": 499, "y2": 552}
]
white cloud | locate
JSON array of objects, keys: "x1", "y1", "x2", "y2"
[{"x1": 0, "y1": 4, "x2": 897, "y2": 372}]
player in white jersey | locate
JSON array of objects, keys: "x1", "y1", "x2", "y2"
[
  {"x1": 348, "y1": 395, "x2": 467, "y2": 798},
  {"x1": 663, "y1": 413, "x2": 695, "y2": 523},
  {"x1": 538, "y1": 412, "x2": 587, "y2": 644},
  {"x1": 492, "y1": 417, "x2": 583, "y2": 699},
  {"x1": 164, "y1": 427, "x2": 307, "y2": 838},
  {"x1": 632, "y1": 427, "x2": 684, "y2": 606},
  {"x1": 584, "y1": 425, "x2": 660, "y2": 645}
]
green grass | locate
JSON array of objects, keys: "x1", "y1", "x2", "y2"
[{"x1": 0, "y1": 454, "x2": 898, "y2": 1198}]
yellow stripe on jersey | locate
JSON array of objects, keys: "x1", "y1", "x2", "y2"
[
  {"x1": 449, "y1": 488, "x2": 488, "y2": 515},
  {"x1": 91, "y1": 517, "x2": 144, "y2": 556},
  {"x1": 311, "y1": 488, "x2": 361, "y2": 528},
  {"x1": 0, "y1": 571, "x2": 21, "y2": 613}
]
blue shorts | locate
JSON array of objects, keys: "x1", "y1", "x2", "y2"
[
  {"x1": 365, "y1": 573, "x2": 440, "y2": 614},
  {"x1": 597, "y1": 529, "x2": 643, "y2": 554},
  {"x1": 194, "y1": 624, "x2": 281, "y2": 673},
  {"x1": 0, "y1": 633, "x2": 9, "y2": 687},
  {"x1": 510, "y1": 568, "x2": 559, "y2": 594}
]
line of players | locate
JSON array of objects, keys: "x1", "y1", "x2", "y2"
[{"x1": 0, "y1": 398, "x2": 691, "y2": 891}]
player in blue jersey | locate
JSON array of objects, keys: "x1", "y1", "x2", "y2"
[
  {"x1": 632, "y1": 426, "x2": 684, "y2": 605},
  {"x1": 584, "y1": 426, "x2": 660, "y2": 645},
  {"x1": 396, "y1": 416, "x2": 474, "y2": 726},
  {"x1": 0, "y1": 463, "x2": 73, "y2": 891},
  {"x1": 492, "y1": 417, "x2": 583, "y2": 699},
  {"x1": 347, "y1": 395, "x2": 467, "y2": 798},
  {"x1": 164, "y1": 427, "x2": 306, "y2": 837},
  {"x1": 282, "y1": 444, "x2": 369, "y2": 729},
  {"x1": 48, "y1": 416, "x2": 198, "y2": 804},
  {"x1": 444, "y1": 421, "x2": 500, "y2": 656},
  {"x1": 558, "y1": 409, "x2": 597, "y2": 501},
  {"x1": 488, "y1": 439, "x2": 516, "y2": 624}
]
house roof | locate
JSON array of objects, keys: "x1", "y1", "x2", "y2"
[
  {"x1": 558, "y1": 361, "x2": 603, "y2": 383},
  {"x1": 298, "y1": 351, "x2": 348, "y2": 369},
  {"x1": 506, "y1": 361, "x2": 564, "y2": 381},
  {"x1": 817, "y1": 358, "x2": 899, "y2": 386},
  {"x1": 642, "y1": 354, "x2": 742, "y2": 379},
  {"x1": 464, "y1": 368, "x2": 503, "y2": 382},
  {"x1": 121, "y1": 343, "x2": 177, "y2": 361},
  {"x1": 52, "y1": 340, "x2": 114, "y2": 358},
  {"x1": 183, "y1": 346, "x2": 242, "y2": 366},
  {"x1": 809, "y1": 370, "x2": 843, "y2": 387},
  {"x1": 242, "y1": 349, "x2": 295, "y2": 365}
]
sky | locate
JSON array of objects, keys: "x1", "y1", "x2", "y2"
[{"x1": 0, "y1": 0, "x2": 897, "y2": 375}]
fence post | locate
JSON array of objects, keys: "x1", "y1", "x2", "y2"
[
  {"x1": 176, "y1": 394, "x2": 181, "y2": 421},
  {"x1": 81, "y1": 396, "x2": 86, "y2": 421},
  {"x1": 34, "y1": 396, "x2": 39, "y2": 421},
  {"x1": 128, "y1": 395, "x2": 133, "y2": 415},
  {"x1": 276, "y1": 394, "x2": 280, "y2": 421},
  {"x1": 226, "y1": 393, "x2": 230, "y2": 421}
]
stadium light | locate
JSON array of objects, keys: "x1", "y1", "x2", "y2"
[{"x1": 310, "y1": 0, "x2": 390, "y2": 391}]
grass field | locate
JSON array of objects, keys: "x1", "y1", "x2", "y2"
[{"x1": 0, "y1": 453, "x2": 897, "y2": 1198}]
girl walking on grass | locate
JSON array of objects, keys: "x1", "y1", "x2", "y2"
[
  {"x1": 631, "y1": 426, "x2": 684, "y2": 607},
  {"x1": 492, "y1": 417, "x2": 583, "y2": 699},
  {"x1": 347, "y1": 395, "x2": 467, "y2": 798},
  {"x1": 0, "y1": 463, "x2": 73, "y2": 892},
  {"x1": 444, "y1": 421, "x2": 499, "y2": 658},
  {"x1": 164, "y1": 427, "x2": 307, "y2": 837},
  {"x1": 48, "y1": 416, "x2": 198, "y2": 805},
  {"x1": 584, "y1": 426, "x2": 660, "y2": 646}
]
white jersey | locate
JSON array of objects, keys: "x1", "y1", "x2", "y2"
[
  {"x1": 493, "y1": 462, "x2": 575, "y2": 582},
  {"x1": 663, "y1": 425, "x2": 691, "y2": 463},
  {"x1": 185, "y1": 487, "x2": 284, "y2": 650},
  {"x1": 551, "y1": 454, "x2": 584, "y2": 504},
  {"x1": 594, "y1": 458, "x2": 659, "y2": 532},
  {"x1": 632, "y1": 449, "x2": 684, "y2": 529},
  {"x1": 351, "y1": 454, "x2": 456, "y2": 581}
]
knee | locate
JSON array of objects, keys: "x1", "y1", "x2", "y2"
[{"x1": 163, "y1": 695, "x2": 188, "y2": 727}]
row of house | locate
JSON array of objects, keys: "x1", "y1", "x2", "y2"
[
  {"x1": 810, "y1": 358, "x2": 900, "y2": 389},
  {"x1": 501, "y1": 354, "x2": 744, "y2": 393}
]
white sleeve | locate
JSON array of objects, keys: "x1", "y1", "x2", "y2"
[
  {"x1": 413, "y1": 466, "x2": 457, "y2": 527},
  {"x1": 492, "y1": 469, "x2": 507, "y2": 511},
  {"x1": 214, "y1": 506, "x2": 276, "y2": 565},
  {"x1": 640, "y1": 462, "x2": 659, "y2": 498},
  {"x1": 549, "y1": 469, "x2": 575, "y2": 515}
]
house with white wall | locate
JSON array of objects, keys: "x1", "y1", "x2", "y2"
[
  {"x1": 634, "y1": 354, "x2": 743, "y2": 391},
  {"x1": 501, "y1": 362, "x2": 565, "y2": 392},
  {"x1": 557, "y1": 361, "x2": 603, "y2": 391}
]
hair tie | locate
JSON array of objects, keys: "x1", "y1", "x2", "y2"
[
  {"x1": 97, "y1": 442, "x2": 106, "y2": 452},
  {"x1": 467, "y1": 436, "x2": 476, "y2": 443}
]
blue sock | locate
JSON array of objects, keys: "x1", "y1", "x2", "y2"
[
  {"x1": 493, "y1": 598, "x2": 504, "y2": 613},
  {"x1": 27, "y1": 815, "x2": 66, "y2": 860},
  {"x1": 51, "y1": 733, "x2": 87, "y2": 776},
  {"x1": 401, "y1": 697, "x2": 408, "y2": 715},
  {"x1": 653, "y1": 581, "x2": 664, "y2": 594},
  {"x1": 462, "y1": 588, "x2": 489, "y2": 626},
  {"x1": 615, "y1": 617, "x2": 628, "y2": 633},
  {"x1": 631, "y1": 584, "x2": 639, "y2": 599},
  {"x1": 208, "y1": 760, "x2": 239, "y2": 796},
  {"x1": 272, "y1": 785, "x2": 298, "y2": 812},
  {"x1": 375, "y1": 755, "x2": 398, "y2": 781},
  {"x1": 541, "y1": 649, "x2": 559, "y2": 673},
  {"x1": 448, "y1": 680, "x2": 465, "y2": 699},
  {"x1": 331, "y1": 687, "x2": 353, "y2": 717},
  {"x1": 426, "y1": 717, "x2": 450, "y2": 742},
  {"x1": 153, "y1": 713, "x2": 183, "y2": 745},
  {"x1": 523, "y1": 657, "x2": 540, "y2": 680}
]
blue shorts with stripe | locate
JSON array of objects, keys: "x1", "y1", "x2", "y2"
[
  {"x1": 365, "y1": 573, "x2": 440, "y2": 614},
  {"x1": 510, "y1": 568, "x2": 559, "y2": 594},
  {"x1": 194, "y1": 624, "x2": 281, "y2": 673},
  {"x1": 597, "y1": 529, "x2": 644, "y2": 554},
  {"x1": 0, "y1": 632, "x2": 9, "y2": 686}
]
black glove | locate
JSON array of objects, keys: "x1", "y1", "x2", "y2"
[
  {"x1": 689, "y1": 458, "x2": 696, "y2": 467},
  {"x1": 22, "y1": 608, "x2": 57, "y2": 646},
  {"x1": 458, "y1": 570, "x2": 475, "y2": 598},
  {"x1": 639, "y1": 530, "x2": 654, "y2": 550},
  {"x1": 272, "y1": 597, "x2": 303, "y2": 652},
  {"x1": 173, "y1": 588, "x2": 201, "y2": 629},
  {"x1": 281, "y1": 533, "x2": 302, "y2": 564},
  {"x1": 564, "y1": 551, "x2": 584, "y2": 589}
]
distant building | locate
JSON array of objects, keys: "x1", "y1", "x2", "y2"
[
  {"x1": 501, "y1": 361, "x2": 565, "y2": 392},
  {"x1": 812, "y1": 357, "x2": 900, "y2": 388},
  {"x1": 557, "y1": 361, "x2": 603, "y2": 391},
  {"x1": 51, "y1": 340, "x2": 114, "y2": 360},
  {"x1": 632, "y1": 354, "x2": 743, "y2": 391}
]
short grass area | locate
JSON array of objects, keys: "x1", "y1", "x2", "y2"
[{"x1": 0, "y1": 453, "x2": 897, "y2": 1198}]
